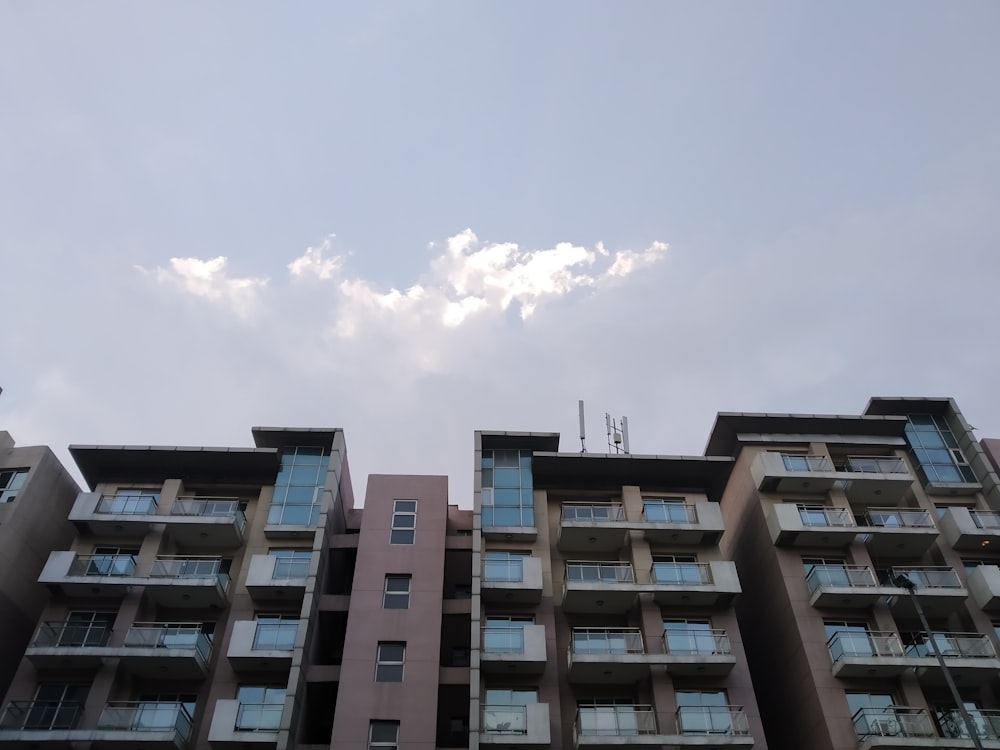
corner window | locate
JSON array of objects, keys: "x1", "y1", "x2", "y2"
[
  {"x1": 369, "y1": 720, "x2": 399, "y2": 749},
  {"x1": 0, "y1": 469, "x2": 28, "y2": 503},
  {"x1": 390, "y1": 500, "x2": 417, "y2": 544},
  {"x1": 904, "y1": 415, "x2": 976, "y2": 484},
  {"x1": 481, "y1": 449, "x2": 534, "y2": 528},
  {"x1": 375, "y1": 642, "x2": 405, "y2": 681},
  {"x1": 383, "y1": 575, "x2": 411, "y2": 609},
  {"x1": 269, "y1": 447, "x2": 330, "y2": 527}
]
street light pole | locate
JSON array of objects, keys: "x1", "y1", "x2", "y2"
[{"x1": 893, "y1": 574, "x2": 985, "y2": 750}]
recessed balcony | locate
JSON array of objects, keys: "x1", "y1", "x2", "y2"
[
  {"x1": 766, "y1": 504, "x2": 857, "y2": 548},
  {"x1": 245, "y1": 553, "x2": 311, "y2": 603},
  {"x1": 482, "y1": 557, "x2": 543, "y2": 605},
  {"x1": 852, "y1": 707, "x2": 944, "y2": 750},
  {"x1": 227, "y1": 620, "x2": 297, "y2": 672},
  {"x1": 887, "y1": 567, "x2": 968, "y2": 616},
  {"x1": 25, "y1": 619, "x2": 112, "y2": 670},
  {"x1": 906, "y1": 632, "x2": 1000, "y2": 685},
  {"x1": 939, "y1": 507, "x2": 1000, "y2": 552},
  {"x1": 481, "y1": 624, "x2": 547, "y2": 675},
  {"x1": 662, "y1": 629, "x2": 736, "y2": 676},
  {"x1": 566, "y1": 628, "x2": 659, "y2": 683},
  {"x1": 119, "y1": 623, "x2": 213, "y2": 679},
  {"x1": 573, "y1": 705, "x2": 753, "y2": 748},
  {"x1": 562, "y1": 562, "x2": 639, "y2": 614},
  {"x1": 967, "y1": 564, "x2": 1000, "y2": 612},
  {"x1": 751, "y1": 452, "x2": 840, "y2": 494},
  {"x1": 69, "y1": 492, "x2": 159, "y2": 536},
  {"x1": 480, "y1": 703, "x2": 551, "y2": 747},
  {"x1": 640, "y1": 500, "x2": 725, "y2": 546},
  {"x1": 648, "y1": 561, "x2": 741, "y2": 608},
  {"x1": 0, "y1": 700, "x2": 85, "y2": 746},
  {"x1": 558, "y1": 503, "x2": 628, "y2": 552},
  {"x1": 837, "y1": 456, "x2": 914, "y2": 505},
  {"x1": 861, "y1": 508, "x2": 939, "y2": 557},
  {"x1": 208, "y1": 700, "x2": 282, "y2": 748},
  {"x1": 805, "y1": 565, "x2": 887, "y2": 608},
  {"x1": 163, "y1": 498, "x2": 247, "y2": 549},
  {"x1": 93, "y1": 701, "x2": 193, "y2": 749},
  {"x1": 826, "y1": 630, "x2": 913, "y2": 678}
]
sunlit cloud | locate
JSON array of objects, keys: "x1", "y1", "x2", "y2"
[
  {"x1": 288, "y1": 235, "x2": 343, "y2": 280},
  {"x1": 140, "y1": 256, "x2": 268, "y2": 318}
]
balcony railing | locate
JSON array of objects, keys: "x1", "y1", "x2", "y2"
[
  {"x1": 576, "y1": 705, "x2": 657, "y2": 736},
  {"x1": 483, "y1": 627, "x2": 527, "y2": 654},
  {"x1": 971, "y1": 511, "x2": 1000, "y2": 530},
  {"x1": 174, "y1": 497, "x2": 246, "y2": 529},
  {"x1": 266, "y1": 502, "x2": 321, "y2": 526},
  {"x1": 235, "y1": 702, "x2": 282, "y2": 731},
  {"x1": 562, "y1": 503, "x2": 625, "y2": 522},
  {"x1": 676, "y1": 705, "x2": 750, "y2": 736},
  {"x1": 888, "y1": 566, "x2": 962, "y2": 589},
  {"x1": 33, "y1": 620, "x2": 111, "y2": 647},
  {"x1": 565, "y1": 562, "x2": 635, "y2": 584},
  {"x1": 571, "y1": 628, "x2": 644, "y2": 655},
  {"x1": 0, "y1": 701, "x2": 82, "y2": 730},
  {"x1": 663, "y1": 629, "x2": 732, "y2": 656},
  {"x1": 939, "y1": 708, "x2": 1000, "y2": 740},
  {"x1": 903, "y1": 632, "x2": 997, "y2": 659},
  {"x1": 827, "y1": 630, "x2": 904, "y2": 661},
  {"x1": 865, "y1": 508, "x2": 935, "y2": 529},
  {"x1": 272, "y1": 556, "x2": 311, "y2": 579},
  {"x1": 95, "y1": 494, "x2": 158, "y2": 515},
  {"x1": 805, "y1": 565, "x2": 877, "y2": 594},
  {"x1": 150, "y1": 555, "x2": 229, "y2": 583},
  {"x1": 252, "y1": 621, "x2": 298, "y2": 651},
  {"x1": 642, "y1": 501, "x2": 698, "y2": 524},
  {"x1": 845, "y1": 456, "x2": 909, "y2": 474},
  {"x1": 69, "y1": 554, "x2": 137, "y2": 577},
  {"x1": 484, "y1": 558, "x2": 525, "y2": 582},
  {"x1": 852, "y1": 706, "x2": 936, "y2": 738},
  {"x1": 781, "y1": 454, "x2": 832, "y2": 472},
  {"x1": 483, "y1": 705, "x2": 528, "y2": 734},
  {"x1": 650, "y1": 562, "x2": 712, "y2": 585},
  {"x1": 797, "y1": 505, "x2": 854, "y2": 528},
  {"x1": 125, "y1": 623, "x2": 212, "y2": 661},
  {"x1": 98, "y1": 701, "x2": 192, "y2": 738}
]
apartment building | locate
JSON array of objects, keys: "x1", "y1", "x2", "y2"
[
  {"x1": 0, "y1": 432, "x2": 80, "y2": 691},
  {"x1": 470, "y1": 430, "x2": 769, "y2": 749},
  {"x1": 705, "y1": 397, "x2": 1000, "y2": 750}
]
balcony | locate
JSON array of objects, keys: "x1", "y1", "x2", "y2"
[
  {"x1": 119, "y1": 623, "x2": 213, "y2": 679},
  {"x1": 826, "y1": 630, "x2": 912, "y2": 678},
  {"x1": 0, "y1": 700, "x2": 85, "y2": 745},
  {"x1": 766, "y1": 504, "x2": 857, "y2": 548},
  {"x1": 245, "y1": 553, "x2": 311, "y2": 602},
  {"x1": 852, "y1": 707, "x2": 941, "y2": 750},
  {"x1": 939, "y1": 507, "x2": 1000, "y2": 552},
  {"x1": 480, "y1": 703, "x2": 551, "y2": 747},
  {"x1": 861, "y1": 508, "x2": 939, "y2": 557},
  {"x1": 805, "y1": 565, "x2": 886, "y2": 608},
  {"x1": 837, "y1": 456, "x2": 914, "y2": 505},
  {"x1": 39, "y1": 552, "x2": 230, "y2": 607},
  {"x1": 562, "y1": 562, "x2": 639, "y2": 614},
  {"x1": 94, "y1": 701, "x2": 192, "y2": 749},
  {"x1": 573, "y1": 705, "x2": 753, "y2": 748},
  {"x1": 967, "y1": 565, "x2": 1000, "y2": 612},
  {"x1": 905, "y1": 632, "x2": 1000, "y2": 685},
  {"x1": 887, "y1": 567, "x2": 968, "y2": 616},
  {"x1": 227, "y1": 620, "x2": 297, "y2": 672},
  {"x1": 69, "y1": 491, "x2": 159, "y2": 536},
  {"x1": 482, "y1": 624, "x2": 547, "y2": 675},
  {"x1": 208, "y1": 700, "x2": 282, "y2": 748},
  {"x1": 264, "y1": 502, "x2": 322, "y2": 539},
  {"x1": 164, "y1": 498, "x2": 246, "y2": 548},
  {"x1": 25, "y1": 619, "x2": 112, "y2": 670},
  {"x1": 662, "y1": 629, "x2": 737, "y2": 677},
  {"x1": 558, "y1": 503, "x2": 628, "y2": 552},
  {"x1": 751, "y1": 452, "x2": 841, "y2": 494},
  {"x1": 938, "y1": 708, "x2": 1000, "y2": 743},
  {"x1": 641, "y1": 500, "x2": 725, "y2": 546},
  {"x1": 648, "y1": 561, "x2": 741, "y2": 608},
  {"x1": 482, "y1": 556, "x2": 543, "y2": 605},
  {"x1": 567, "y1": 628, "x2": 659, "y2": 683}
]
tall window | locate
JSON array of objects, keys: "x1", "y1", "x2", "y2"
[
  {"x1": 26, "y1": 684, "x2": 88, "y2": 730},
  {"x1": 268, "y1": 447, "x2": 330, "y2": 526},
  {"x1": 0, "y1": 468, "x2": 28, "y2": 503},
  {"x1": 375, "y1": 642, "x2": 405, "y2": 681},
  {"x1": 481, "y1": 449, "x2": 534, "y2": 528},
  {"x1": 369, "y1": 720, "x2": 400, "y2": 749},
  {"x1": 383, "y1": 575, "x2": 411, "y2": 609},
  {"x1": 390, "y1": 500, "x2": 417, "y2": 544},
  {"x1": 904, "y1": 415, "x2": 976, "y2": 484},
  {"x1": 60, "y1": 611, "x2": 115, "y2": 647}
]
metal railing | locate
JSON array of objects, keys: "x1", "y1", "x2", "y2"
[
  {"x1": 483, "y1": 558, "x2": 525, "y2": 583},
  {"x1": 149, "y1": 555, "x2": 228, "y2": 584},
  {"x1": 642, "y1": 501, "x2": 698, "y2": 524},
  {"x1": 826, "y1": 630, "x2": 904, "y2": 661},
  {"x1": 124, "y1": 623, "x2": 212, "y2": 662},
  {"x1": 852, "y1": 706, "x2": 936, "y2": 738},
  {"x1": 889, "y1": 566, "x2": 962, "y2": 589},
  {"x1": 32, "y1": 620, "x2": 111, "y2": 648},
  {"x1": 561, "y1": 502, "x2": 625, "y2": 522},
  {"x1": 797, "y1": 505, "x2": 854, "y2": 527},
  {"x1": 235, "y1": 702, "x2": 283, "y2": 731},
  {"x1": 571, "y1": 628, "x2": 644, "y2": 655},
  {"x1": 565, "y1": 562, "x2": 635, "y2": 584},
  {"x1": 805, "y1": 565, "x2": 877, "y2": 594},
  {"x1": 482, "y1": 705, "x2": 527, "y2": 734},
  {"x1": 576, "y1": 705, "x2": 657, "y2": 736},
  {"x1": 173, "y1": 497, "x2": 247, "y2": 531},
  {"x1": 69, "y1": 554, "x2": 137, "y2": 577},
  {"x1": 266, "y1": 502, "x2": 321, "y2": 527},
  {"x1": 252, "y1": 621, "x2": 299, "y2": 651},
  {"x1": 781, "y1": 454, "x2": 832, "y2": 472},
  {"x1": 845, "y1": 456, "x2": 909, "y2": 474},
  {"x1": 95, "y1": 494, "x2": 158, "y2": 515},
  {"x1": 866, "y1": 508, "x2": 935, "y2": 529},
  {"x1": 98, "y1": 701, "x2": 191, "y2": 738},
  {"x1": 663, "y1": 629, "x2": 731, "y2": 656},
  {"x1": 482, "y1": 626, "x2": 526, "y2": 654},
  {"x1": 0, "y1": 701, "x2": 82, "y2": 730},
  {"x1": 971, "y1": 511, "x2": 1000, "y2": 530},
  {"x1": 676, "y1": 705, "x2": 750, "y2": 736},
  {"x1": 939, "y1": 709, "x2": 1000, "y2": 740},
  {"x1": 650, "y1": 562, "x2": 712, "y2": 585},
  {"x1": 903, "y1": 632, "x2": 997, "y2": 659}
]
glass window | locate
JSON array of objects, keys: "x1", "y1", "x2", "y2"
[
  {"x1": 663, "y1": 619, "x2": 714, "y2": 655},
  {"x1": 26, "y1": 684, "x2": 88, "y2": 730},
  {"x1": 904, "y1": 416, "x2": 977, "y2": 485},
  {"x1": 383, "y1": 575, "x2": 411, "y2": 609},
  {"x1": 268, "y1": 549, "x2": 312, "y2": 579},
  {"x1": 253, "y1": 616, "x2": 299, "y2": 651},
  {"x1": 483, "y1": 551, "x2": 529, "y2": 582},
  {"x1": 268, "y1": 447, "x2": 329, "y2": 527},
  {"x1": 481, "y1": 449, "x2": 534, "y2": 528},
  {"x1": 652, "y1": 555, "x2": 704, "y2": 584},
  {"x1": 61, "y1": 611, "x2": 115, "y2": 647},
  {"x1": 643, "y1": 498, "x2": 692, "y2": 523},
  {"x1": 235, "y1": 686, "x2": 285, "y2": 731},
  {"x1": 0, "y1": 468, "x2": 28, "y2": 503},
  {"x1": 676, "y1": 691, "x2": 731, "y2": 735},
  {"x1": 375, "y1": 642, "x2": 405, "y2": 682},
  {"x1": 369, "y1": 720, "x2": 399, "y2": 749},
  {"x1": 391, "y1": 500, "x2": 417, "y2": 544}
]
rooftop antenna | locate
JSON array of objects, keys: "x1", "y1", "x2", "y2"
[
  {"x1": 578, "y1": 400, "x2": 587, "y2": 453},
  {"x1": 605, "y1": 413, "x2": 631, "y2": 455}
]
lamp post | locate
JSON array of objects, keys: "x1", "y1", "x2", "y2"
[{"x1": 892, "y1": 573, "x2": 985, "y2": 749}]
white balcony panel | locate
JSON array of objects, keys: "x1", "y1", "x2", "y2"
[
  {"x1": 208, "y1": 700, "x2": 280, "y2": 748},
  {"x1": 482, "y1": 557, "x2": 543, "y2": 605},
  {"x1": 481, "y1": 624, "x2": 547, "y2": 675},
  {"x1": 766, "y1": 504, "x2": 857, "y2": 548},
  {"x1": 226, "y1": 621, "x2": 295, "y2": 672},
  {"x1": 642, "y1": 502, "x2": 726, "y2": 546},
  {"x1": 968, "y1": 565, "x2": 1000, "y2": 612},
  {"x1": 650, "y1": 561, "x2": 741, "y2": 609},
  {"x1": 245, "y1": 554, "x2": 309, "y2": 603},
  {"x1": 939, "y1": 507, "x2": 1000, "y2": 552},
  {"x1": 751, "y1": 452, "x2": 840, "y2": 494}
]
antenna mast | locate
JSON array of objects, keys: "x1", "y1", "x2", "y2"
[
  {"x1": 605, "y1": 413, "x2": 631, "y2": 455},
  {"x1": 578, "y1": 400, "x2": 587, "y2": 453}
]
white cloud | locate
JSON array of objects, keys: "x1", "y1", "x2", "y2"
[
  {"x1": 140, "y1": 256, "x2": 268, "y2": 319},
  {"x1": 606, "y1": 241, "x2": 669, "y2": 277},
  {"x1": 288, "y1": 235, "x2": 343, "y2": 279}
]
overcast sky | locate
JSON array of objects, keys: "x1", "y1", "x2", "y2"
[{"x1": 3, "y1": 3, "x2": 999, "y2": 506}]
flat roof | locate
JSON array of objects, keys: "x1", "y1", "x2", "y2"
[
  {"x1": 478, "y1": 431, "x2": 561, "y2": 452},
  {"x1": 864, "y1": 396, "x2": 954, "y2": 417},
  {"x1": 69, "y1": 445, "x2": 280, "y2": 490},
  {"x1": 252, "y1": 427, "x2": 342, "y2": 449}
]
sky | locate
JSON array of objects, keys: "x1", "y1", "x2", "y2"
[{"x1": 2, "y1": 3, "x2": 999, "y2": 506}]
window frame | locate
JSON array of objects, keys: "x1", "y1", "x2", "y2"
[
  {"x1": 368, "y1": 720, "x2": 400, "y2": 749},
  {"x1": 375, "y1": 641, "x2": 406, "y2": 682},
  {"x1": 390, "y1": 500, "x2": 417, "y2": 545},
  {"x1": 0, "y1": 468, "x2": 29, "y2": 503},
  {"x1": 383, "y1": 575, "x2": 412, "y2": 609}
]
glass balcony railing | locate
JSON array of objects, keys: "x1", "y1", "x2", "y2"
[
  {"x1": 845, "y1": 456, "x2": 909, "y2": 474},
  {"x1": 826, "y1": 630, "x2": 904, "y2": 661},
  {"x1": 781, "y1": 454, "x2": 832, "y2": 472},
  {"x1": 94, "y1": 494, "x2": 158, "y2": 515},
  {"x1": 797, "y1": 505, "x2": 854, "y2": 528},
  {"x1": 150, "y1": 556, "x2": 228, "y2": 583},
  {"x1": 865, "y1": 508, "x2": 935, "y2": 529},
  {"x1": 124, "y1": 623, "x2": 212, "y2": 661},
  {"x1": 939, "y1": 708, "x2": 1000, "y2": 740},
  {"x1": 676, "y1": 706, "x2": 750, "y2": 736},
  {"x1": 662, "y1": 629, "x2": 732, "y2": 656},
  {"x1": 266, "y1": 502, "x2": 321, "y2": 527},
  {"x1": 571, "y1": 628, "x2": 644, "y2": 655},
  {"x1": 483, "y1": 705, "x2": 528, "y2": 734},
  {"x1": 98, "y1": 701, "x2": 192, "y2": 738},
  {"x1": 32, "y1": 620, "x2": 112, "y2": 648},
  {"x1": 235, "y1": 703, "x2": 282, "y2": 731},
  {"x1": 483, "y1": 627, "x2": 527, "y2": 654},
  {"x1": 650, "y1": 562, "x2": 712, "y2": 586},
  {"x1": 68, "y1": 554, "x2": 137, "y2": 577},
  {"x1": 642, "y1": 502, "x2": 698, "y2": 524},
  {"x1": 888, "y1": 566, "x2": 962, "y2": 589},
  {"x1": 805, "y1": 565, "x2": 877, "y2": 594},
  {"x1": 252, "y1": 621, "x2": 298, "y2": 651},
  {"x1": 971, "y1": 511, "x2": 1000, "y2": 530},
  {"x1": 0, "y1": 701, "x2": 82, "y2": 730},
  {"x1": 271, "y1": 555, "x2": 311, "y2": 579},
  {"x1": 173, "y1": 497, "x2": 246, "y2": 531},
  {"x1": 903, "y1": 632, "x2": 997, "y2": 659},
  {"x1": 561, "y1": 503, "x2": 625, "y2": 522},
  {"x1": 484, "y1": 558, "x2": 525, "y2": 583},
  {"x1": 565, "y1": 562, "x2": 635, "y2": 584},
  {"x1": 852, "y1": 707, "x2": 936, "y2": 738},
  {"x1": 576, "y1": 705, "x2": 657, "y2": 736}
]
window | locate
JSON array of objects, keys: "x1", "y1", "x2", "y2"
[
  {"x1": 676, "y1": 691, "x2": 736, "y2": 735},
  {"x1": 663, "y1": 619, "x2": 718, "y2": 655},
  {"x1": 651, "y1": 555, "x2": 706, "y2": 584},
  {"x1": 369, "y1": 720, "x2": 399, "y2": 749},
  {"x1": 481, "y1": 449, "x2": 534, "y2": 528},
  {"x1": 390, "y1": 500, "x2": 417, "y2": 544},
  {"x1": 235, "y1": 686, "x2": 285, "y2": 731},
  {"x1": 577, "y1": 700, "x2": 649, "y2": 737},
  {"x1": 375, "y1": 642, "x2": 405, "y2": 681},
  {"x1": 824, "y1": 621, "x2": 875, "y2": 658},
  {"x1": 268, "y1": 446, "x2": 329, "y2": 527},
  {"x1": 58, "y1": 611, "x2": 115, "y2": 647},
  {"x1": 134, "y1": 694, "x2": 196, "y2": 730},
  {"x1": 904, "y1": 415, "x2": 977, "y2": 484},
  {"x1": 483, "y1": 617, "x2": 532, "y2": 653},
  {"x1": 643, "y1": 497, "x2": 694, "y2": 523},
  {"x1": 268, "y1": 549, "x2": 312, "y2": 579},
  {"x1": 483, "y1": 689, "x2": 537, "y2": 734},
  {"x1": 383, "y1": 575, "x2": 411, "y2": 609},
  {"x1": 104, "y1": 489, "x2": 159, "y2": 514},
  {"x1": 88, "y1": 546, "x2": 140, "y2": 576},
  {"x1": 846, "y1": 693, "x2": 898, "y2": 737},
  {"x1": 253, "y1": 615, "x2": 299, "y2": 651},
  {"x1": 483, "y1": 550, "x2": 529, "y2": 581},
  {"x1": 0, "y1": 468, "x2": 28, "y2": 503},
  {"x1": 26, "y1": 684, "x2": 88, "y2": 730}
]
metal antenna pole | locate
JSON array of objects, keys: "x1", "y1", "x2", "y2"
[{"x1": 893, "y1": 574, "x2": 984, "y2": 749}]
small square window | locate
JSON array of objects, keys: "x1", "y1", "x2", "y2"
[
  {"x1": 375, "y1": 642, "x2": 405, "y2": 682},
  {"x1": 390, "y1": 500, "x2": 417, "y2": 545},
  {"x1": 383, "y1": 575, "x2": 411, "y2": 609},
  {"x1": 369, "y1": 720, "x2": 399, "y2": 749},
  {"x1": 0, "y1": 469, "x2": 29, "y2": 503}
]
